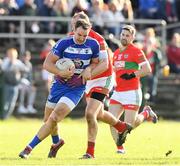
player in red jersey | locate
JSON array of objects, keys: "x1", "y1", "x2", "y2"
[
  {"x1": 71, "y1": 12, "x2": 133, "y2": 159},
  {"x1": 109, "y1": 25, "x2": 158, "y2": 154}
]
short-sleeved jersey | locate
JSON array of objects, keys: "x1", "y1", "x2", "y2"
[
  {"x1": 113, "y1": 43, "x2": 146, "y2": 91},
  {"x1": 52, "y1": 36, "x2": 100, "y2": 87},
  {"x1": 69, "y1": 29, "x2": 113, "y2": 79}
]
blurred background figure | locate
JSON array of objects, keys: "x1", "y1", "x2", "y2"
[
  {"x1": 88, "y1": 0, "x2": 105, "y2": 35},
  {"x1": 103, "y1": 0, "x2": 125, "y2": 36},
  {"x1": 51, "y1": 0, "x2": 70, "y2": 34},
  {"x1": 142, "y1": 28, "x2": 163, "y2": 103},
  {"x1": 36, "y1": 0, "x2": 55, "y2": 33},
  {"x1": 71, "y1": 0, "x2": 89, "y2": 16},
  {"x1": 1, "y1": 48, "x2": 28, "y2": 119},
  {"x1": 166, "y1": 32, "x2": 180, "y2": 74},
  {"x1": 17, "y1": 50, "x2": 37, "y2": 114},
  {"x1": 40, "y1": 39, "x2": 55, "y2": 91}
]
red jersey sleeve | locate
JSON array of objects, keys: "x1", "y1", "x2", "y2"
[{"x1": 133, "y1": 49, "x2": 147, "y2": 64}]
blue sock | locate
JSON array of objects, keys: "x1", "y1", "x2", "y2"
[
  {"x1": 29, "y1": 135, "x2": 41, "y2": 149},
  {"x1": 52, "y1": 135, "x2": 60, "y2": 144}
]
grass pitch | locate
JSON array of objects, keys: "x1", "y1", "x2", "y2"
[{"x1": 0, "y1": 117, "x2": 180, "y2": 166}]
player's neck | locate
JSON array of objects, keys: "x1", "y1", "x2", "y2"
[{"x1": 120, "y1": 45, "x2": 127, "y2": 52}]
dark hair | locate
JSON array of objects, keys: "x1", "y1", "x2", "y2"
[{"x1": 75, "y1": 19, "x2": 91, "y2": 30}]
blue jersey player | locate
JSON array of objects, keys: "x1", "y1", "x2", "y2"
[{"x1": 19, "y1": 19, "x2": 100, "y2": 159}]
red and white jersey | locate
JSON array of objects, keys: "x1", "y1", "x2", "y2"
[
  {"x1": 113, "y1": 43, "x2": 146, "y2": 91},
  {"x1": 69, "y1": 29, "x2": 113, "y2": 79}
]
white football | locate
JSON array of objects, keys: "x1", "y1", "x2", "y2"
[{"x1": 56, "y1": 58, "x2": 75, "y2": 71}]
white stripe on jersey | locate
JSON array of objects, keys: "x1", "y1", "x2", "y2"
[
  {"x1": 74, "y1": 68, "x2": 83, "y2": 74},
  {"x1": 64, "y1": 46, "x2": 93, "y2": 54}
]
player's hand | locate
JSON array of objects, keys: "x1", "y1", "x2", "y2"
[
  {"x1": 120, "y1": 72, "x2": 136, "y2": 80},
  {"x1": 79, "y1": 67, "x2": 91, "y2": 84}
]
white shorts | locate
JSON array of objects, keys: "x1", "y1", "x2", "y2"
[
  {"x1": 110, "y1": 88, "x2": 142, "y2": 110},
  {"x1": 85, "y1": 76, "x2": 114, "y2": 96}
]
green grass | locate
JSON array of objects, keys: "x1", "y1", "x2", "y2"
[{"x1": 0, "y1": 117, "x2": 180, "y2": 166}]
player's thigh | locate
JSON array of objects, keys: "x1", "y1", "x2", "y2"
[
  {"x1": 108, "y1": 104, "x2": 124, "y2": 119},
  {"x1": 43, "y1": 106, "x2": 54, "y2": 122},
  {"x1": 124, "y1": 109, "x2": 138, "y2": 126},
  {"x1": 86, "y1": 98, "x2": 103, "y2": 117},
  {"x1": 51, "y1": 102, "x2": 71, "y2": 122}
]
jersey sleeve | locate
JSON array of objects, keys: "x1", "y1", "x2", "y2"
[
  {"x1": 134, "y1": 49, "x2": 147, "y2": 64},
  {"x1": 91, "y1": 40, "x2": 100, "y2": 59},
  {"x1": 51, "y1": 39, "x2": 67, "y2": 58}
]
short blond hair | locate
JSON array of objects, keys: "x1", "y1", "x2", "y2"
[{"x1": 122, "y1": 25, "x2": 136, "y2": 36}]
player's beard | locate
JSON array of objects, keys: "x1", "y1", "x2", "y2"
[{"x1": 120, "y1": 39, "x2": 128, "y2": 46}]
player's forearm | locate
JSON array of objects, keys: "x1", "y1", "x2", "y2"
[
  {"x1": 134, "y1": 63, "x2": 152, "y2": 77},
  {"x1": 43, "y1": 59, "x2": 60, "y2": 76},
  {"x1": 91, "y1": 59, "x2": 108, "y2": 78}
]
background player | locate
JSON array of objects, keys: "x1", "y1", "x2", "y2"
[
  {"x1": 109, "y1": 25, "x2": 158, "y2": 154},
  {"x1": 71, "y1": 12, "x2": 133, "y2": 159}
]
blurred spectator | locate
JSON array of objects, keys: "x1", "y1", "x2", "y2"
[
  {"x1": 16, "y1": 0, "x2": 25, "y2": 8},
  {"x1": 103, "y1": 0, "x2": 124, "y2": 36},
  {"x1": 71, "y1": 0, "x2": 89, "y2": 16},
  {"x1": 165, "y1": 0, "x2": 178, "y2": 23},
  {"x1": 143, "y1": 28, "x2": 162, "y2": 102},
  {"x1": 34, "y1": 0, "x2": 43, "y2": 9},
  {"x1": 0, "y1": 0, "x2": 18, "y2": 33},
  {"x1": 37, "y1": 0, "x2": 55, "y2": 33},
  {"x1": 89, "y1": 0, "x2": 105, "y2": 34},
  {"x1": 51, "y1": 0, "x2": 70, "y2": 34},
  {"x1": 17, "y1": 0, "x2": 38, "y2": 33},
  {"x1": 1, "y1": 48, "x2": 28, "y2": 119},
  {"x1": 167, "y1": 32, "x2": 180, "y2": 74},
  {"x1": 40, "y1": 39, "x2": 55, "y2": 91},
  {"x1": 129, "y1": 0, "x2": 138, "y2": 18},
  {"x1": 121, "y1": 0, "x2": 134, "y2": 21},
  {"x1": 0, "y1": 58, "x2": 2, "y2": 71},
  {"x1": 138, "y1": 0, "x2": 159, "y2": 19},
  {"x1": 17, "y1": 50, "x2": 37, "y2": 114},
  {"x1": 175, "y1": 0, "x2": 180, "y2": 21}
]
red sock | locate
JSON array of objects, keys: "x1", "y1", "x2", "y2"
[
  {"x1": 117, "y1": 145, "x2": 124, "y2": 150},
  {"x1": 113, "y1": 121, "x2": 127, "y2": 133},
  {"x1": 140, "y1": 110, "x2": 149, "y2": 119},
  {"x1": 86, "y1": 141, "x2": 95, "y2": 157}
]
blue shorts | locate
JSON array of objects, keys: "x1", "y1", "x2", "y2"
[{"x1": 46, "y1": 80, "x2": 85, "y2": 111}]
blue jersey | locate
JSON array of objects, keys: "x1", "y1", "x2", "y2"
[
  {"x1": 52, "y1": 36, "x2": 100, "y2": 88},
  {"x1": 47, "y1": 36, "x2": 100, "y2": 110}
]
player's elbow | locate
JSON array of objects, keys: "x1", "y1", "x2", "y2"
[{"x1": 43, "y1": 60, "x2": 48, "y2": 70}]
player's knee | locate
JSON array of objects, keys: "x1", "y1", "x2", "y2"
[
  {"x1": 86, "y1": 111, "x2": 96, "y2": 123},
  {"x1": 49, "y1": 112, "x2": 59, "y2": 124}
]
